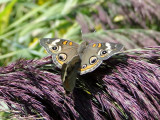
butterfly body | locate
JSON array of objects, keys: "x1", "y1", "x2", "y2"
[{"x1": 40, "y1": 38, "x2": 123, "y2": 92}]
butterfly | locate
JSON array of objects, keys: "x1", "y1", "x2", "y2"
[{"x1": 40, "y1": 38, "x2": 123, "y2": 93}]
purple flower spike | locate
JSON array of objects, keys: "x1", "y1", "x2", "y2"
[{"x1": 0, "y1": 47, "x2": 160, "y2": 119}]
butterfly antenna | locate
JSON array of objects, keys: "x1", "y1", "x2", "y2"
[{"x1": 81, "y1": 29, "x2": 86, "y2": 42}]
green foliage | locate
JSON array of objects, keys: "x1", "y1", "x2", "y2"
[
  {"x1": 1, "y1": 0, "x2": 160, "y2": 66},
  {"x1": 0, "y1": 101, "x2": 17, "y2": 120},
  {"x1": 0, "y1": 0, "x2": 84, "y2": 66},
  {"x1": 0, "y1": 111, "x2": 17, "y2": 120}
]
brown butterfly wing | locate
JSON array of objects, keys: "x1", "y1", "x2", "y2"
[
  {"x1": 80, "y1": 42, "x2": 123, "y2": 75},
  {"x1": 61, "y1": 55, "x2": 81, "y2": 93},
  {"x1": 40, "y1": 38, "x2": 79, "y2": 68}
]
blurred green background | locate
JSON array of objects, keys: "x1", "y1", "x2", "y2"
[{"x1": 1, "y1": 0, "x2": 160, "y2": 67}]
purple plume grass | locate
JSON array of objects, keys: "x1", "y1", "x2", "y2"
[
  {"x1": 79, "y1": 30, "x2": 160, "y2": 50},
  {"x1": 0, "y1": 46, "x2": 160, "y2": 119},
  {"x1": 79, "y1": 0, "x2": 160, "y2": 29},
  {"x1": 77, "y1": 0, "x2": 160, "y2": 49}
]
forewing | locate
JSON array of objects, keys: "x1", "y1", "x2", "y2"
[{"x1": 40, "y1": 38, "x2": 79, "y2": 68}]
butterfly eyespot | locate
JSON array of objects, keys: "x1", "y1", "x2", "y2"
[
  {"x1": 52, "y1": 46, "x2": 58, "y2": 50},
  {"x1": 101, "y1": 50, "x2": 107, "y2": 55},
  {"x1": 58, "y1": 53, "x2": 67, "y2": 61},
  {"x1": 89, "y1": 56, "x2": 98, "y2": 64},
  {"x1": 82, "y1": 64, "x2": 87, "y2": 69}
]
